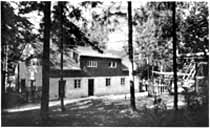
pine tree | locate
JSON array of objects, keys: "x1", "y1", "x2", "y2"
[
  {"x1": 40, "y1": 1, "x2": 51, "y2": 121},
  {"x1": 1, "y1": 1, "x2": 36, "y2": 108}
]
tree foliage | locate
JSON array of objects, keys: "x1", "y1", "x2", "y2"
[
  {"x1": 134, "y1": 1, "x2": 209, "y2": 73},
  {"x1": 134, "y1": 2, "x2": 174, "y2": 72},
  {"x1": 1, "y1": 2, "x2": 36, "y2": 73},
  {"x1": 178, "y1": 2, "x2": 208, "y2": 55},
  {"x1": 79, "y1": 1, "x2": 127, "y2": 49},
  {"x1": 17, "y1": 1, "x2": 104, "y2": 67}
]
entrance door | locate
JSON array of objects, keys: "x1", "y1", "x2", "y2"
[{"x1": 88, "y1": 79, "x2": 94, "y2": 96}]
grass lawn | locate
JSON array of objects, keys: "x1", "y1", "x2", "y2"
[{"x1": 2, "y1": 94, "x2": 209, "y2": 126}]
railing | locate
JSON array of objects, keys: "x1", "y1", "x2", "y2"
[
  {"x1": 185, "y1": 64, "x2": 195, "y2": 81},
  {"x1": 183, "y1": 62, "x2": 194, "y2": 80},
  {"x1": 182, "y1": 61, "x2": 196, "y2": 82}
]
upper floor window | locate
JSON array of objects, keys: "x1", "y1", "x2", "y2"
[
  {"x1": 74, "y1": 79, "x2": 81, "y2": 88},
  {"x1": 121, "y1": 78, "x2": 125, "y2": 85},
  {"x1": 106, "y1": 78, "x2": 111, "y2": 86},
  {"x1": 87, "y1": 61, "x2": 97, "y2": 68},
  {"x1": 109, "y1": 61, "x2": 117, "y2": 68}
]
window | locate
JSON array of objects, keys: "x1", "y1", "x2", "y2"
[
  {"x1": 121, "y1": 78, "x2": 125, "y2": 85},
  {"x1": 87, "y1": 61, "x2": 97, "y2": 67},
  {"x1": 109, "y1": 61, "x2": 117, "y2": 68},
  {"x1": 106, "y1": 78, "x2": 111, "y2": 86},
  {"x1": 74, "y1": 79, "x2": 81, "y2": 88},
  {"x1": 21, "y1": 79, "x2": 26, "y2": 91},
  {"x1": 73, "y1": 52, "x2": 78, "y2": 63}
]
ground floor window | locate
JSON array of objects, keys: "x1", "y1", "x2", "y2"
[
  {"x1": 74, "y1": 79, "x2": 81, "y2": 88},
  {"x1": 121, "y1": 78, "x2": 125, "y2": 85},
  {"x1": 106, "y1": 78, "x2": 111, "y2": 86}
]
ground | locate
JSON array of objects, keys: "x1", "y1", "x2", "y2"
[{"x1": 2, "y1": 93, "x2": 209, "y2": 126}]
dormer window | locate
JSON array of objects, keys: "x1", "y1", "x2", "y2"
[
  {"x1": 87, "y1": 61, "x2": 97, "y2": 68},
  {"x1": 109, "y1": 61, "x2": 117, "y2": 68}
]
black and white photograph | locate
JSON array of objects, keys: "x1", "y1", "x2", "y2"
[{"x1": 1, "y1": 0, "x2": 209, "y2": 126}]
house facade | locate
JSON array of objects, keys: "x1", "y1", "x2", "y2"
[
  {"x1": 49, "y1": 47, "x2": 130, "y2": 99},
  {"x1": 18, "y1": 46, "x2": 142, "y2": 100}
]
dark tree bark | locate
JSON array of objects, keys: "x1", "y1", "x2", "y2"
[
  {"x1": 40, "y1": 2, "x2": 51, "y2": 121},
  {"x1": 128, "y1": 1, "x2": 136, "y2": 110},
  {"x1": 17, "y1": 63, "x2": 20, "y2": 92},
  {"x1": 172, "y1": 2, "x2": 178, "y2": 110},
  {"x1": 58, "y1": 1, "x2": 65, "y2": 112},
  {"x1": 1, "y1": 2, "x2": 6, "y2": 109}
]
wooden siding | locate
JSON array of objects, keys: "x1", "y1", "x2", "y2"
[{"x1": 50, "y1": 56, "x2": 129, "y2": 78}]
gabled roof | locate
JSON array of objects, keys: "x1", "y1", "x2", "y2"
[
  {"x1": 75, "y1": 46, "x2": 121, "y2": 59},
  {"x1": 50, "y1": 57, "x2": 81, "y2": 70},
  {"x1": 50, "y1": 45, "x2": 80, "y2": 70}
]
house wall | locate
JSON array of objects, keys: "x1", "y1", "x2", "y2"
[
  {"x1": 94, "y1": 76, "x2": 130, "y2": 96},
  {"x1": 19, "y1": 62, "x2": 29, "y2": 87},
  {"x1": 134, "y1": 75, "x2": 141, "y2": 91},
  {"x1": 19, "y1": 62, "x2": 140, "y2": 100},
  {"x1": 34, "y1": 66, "x2": 42, "y2": 87},
  {"x1": 49, "y1": 76, "x2": 130, "y2": 100},
  {"x1": 49, "y1": 77, "x2": 88, "y2": 100},
  {"x1": 19, "y1": 62, "x2": 42, "y2": 93}
]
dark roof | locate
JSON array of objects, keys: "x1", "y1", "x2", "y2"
[
  {"x1": 121, "y1": 63, "x2": 129, "y2": 71},
  {"x1": 49, "y1": 69, "x2": 129, "y2": 78},
  {"x1": 76, "y1": 46, "x2": 121, "y2": 59}
]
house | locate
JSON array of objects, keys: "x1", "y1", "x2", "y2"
[
  {"x1": 14, "y1": 43, "x2": 42, "y2": 92},
  {"x1": 49, "y1": 46, "x2": 130, "y2": 99},
  {"x1": 17, "y1": 46, "x2": 144, "y2": 100}
]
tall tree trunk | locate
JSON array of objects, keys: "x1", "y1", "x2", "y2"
[
  {"x1": 40, "y1": 2, "x2": 51, "y2": 121},
  {"x1": 128, "y1": 1, "x2": 136, "y2": 110},
  {"x1": 58, "y1": 2, "x2": 65, "y2": 112},
  {"x1": 1, "y1": 2, "x2": 6, "y2": 109},
  {"x1": 172, "y1": 2, "x2": 178, "y2": 110}
]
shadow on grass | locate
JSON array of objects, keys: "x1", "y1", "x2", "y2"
[
  {"x1": 2, "y1": 98, "x2": 209, "y2": 126},
  {"x1": 138, "y1": 104, "x2": 209, "y2": 127}
]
